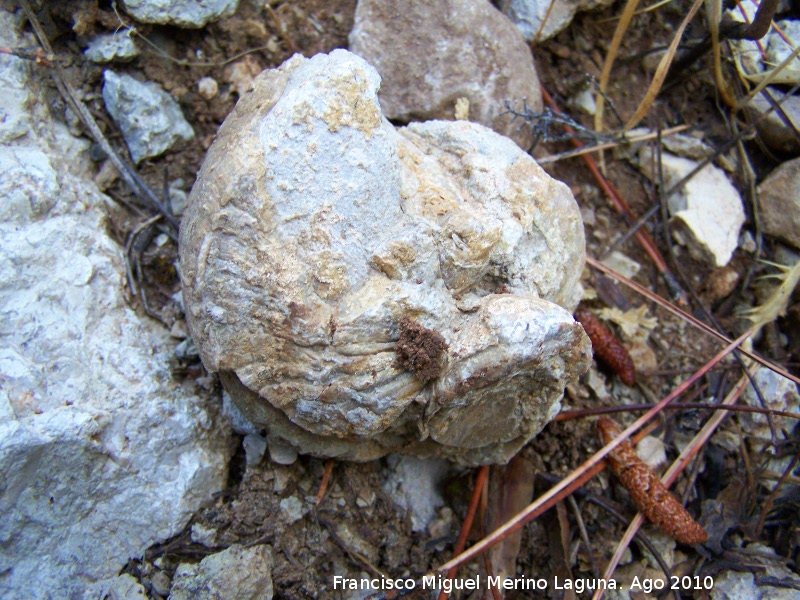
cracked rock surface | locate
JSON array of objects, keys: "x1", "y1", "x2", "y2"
[{"x1": 180, "y1": 50, "x2": 591, "y2": 465}]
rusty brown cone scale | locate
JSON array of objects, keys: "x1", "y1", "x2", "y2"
[
  {"x1": 597, "y1": 417, "x2": 708, "y2": 545},
  {"x1": 574, "y1": 306, "x2": 636, "y2": 386}
]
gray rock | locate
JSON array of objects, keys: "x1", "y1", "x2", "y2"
[
  {"x1": 179, "y1": 50, "x2": 590, "y2": 465},
  {"x1": 710, "y1": 544, "x2": 800, "y2": 600},
  {"x1": 279, "y1": 496, "x2": 307, "y2": 524},
  {"x1": 242, "y1": 432, "x2": 268, "y2": 466},
  {"x1": 121, "y1": 0, "x2": 240, "y2": 28},
  {"x1": 711, "y1": 571, "x2": 760, "y2": 600},
  {"x1": 190, "y1": 522, "x2": 218, "y2": 547},
  {"x1": 0, "y1": 11, "x2": 231, "y2": 599},
  {"x1": 756, "y1": 156, "x2": 800, "y2": 249},
  {"x1": 150, "y1": 571, "x2": 172, "y2": 597},
  {"x1": 383, "y1": 456, "x2": 450, "y2": 532},
  {"x1": 267, "y1": 435, "x2": 299, "y2": 465},
  {"x1": 765, "y1": 19, "x2": 800, "y2": 75},
  {"x1": 348, "y1": 0, "x2": 542, "y2": 150},
  {"x1": 740, "y1": 367, "x2": 800, "y2": 448},
  {"x1": 746, "y1": 88, "x2": 800, "y2": 155},
  {"x1": 169, "y1": 545, "x2": 273, "y2": 600},
  {"x1": 102, "y1": 70, "x2": 194, "y2": 163},
  {"x1": 84, "y1": 29, "x2": 139, "y2": 63},
  {"x1": 221, "y1": 389, "x2": 260, "y2": 435},
  {"x1": 168, "y1": 178, "x2": 189, "y2": 216},
  {"x1": 499, "y1": 0, "x2": 616, "y2": 42},
  {"x1": 174, "y1": 336, "x2": 200, "y2": 362}
]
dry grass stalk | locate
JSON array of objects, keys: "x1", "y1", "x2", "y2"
[
  {"x1": 624, "y1": 0, "x2": 705, "y2": 130},
  {"x1": 595, "y1": 0, "x2": 641, "y2": 137}
]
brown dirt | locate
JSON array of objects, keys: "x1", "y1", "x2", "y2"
[
  {"x1": 395, "y1": 317, "x2": 449, "y2": 384},
  {"x1": 34, "y1": 0, "x2": 800, "y2": 598}
]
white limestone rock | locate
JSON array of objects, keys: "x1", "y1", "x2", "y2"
[
  {"x1": 638, "y1": 149, "x2": 745, "y2": 267},
  {"x1": 179, "y1": 50, "x2": 591, "y2": 466},
  {"x1": 0, "y1": 11, "x2": 232, "y2": 599},
  {"x1": 348, "y1": 0, "x2": 543, "y2": 150},
  {"x1": 169, "y1": 545, "x2": 273, "y2": 600},
  {"x1": 121, "y1": 0, "x2": 240, "y2": 28},
  {"x1": 765, "y1": 19, "x2": 800, "y2": 82}
]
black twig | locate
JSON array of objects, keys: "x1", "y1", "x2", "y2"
[{"x1": 502, "y1": 100, "x2": 617, "y2": 152}]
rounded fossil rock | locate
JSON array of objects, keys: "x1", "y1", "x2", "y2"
[{"x1": 179, "y1": 50, "x2": 591, "y2": 465}]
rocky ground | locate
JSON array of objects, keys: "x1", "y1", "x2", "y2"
[{"x1": 2, "y1": 0, "x2": 800, "y2": 599}]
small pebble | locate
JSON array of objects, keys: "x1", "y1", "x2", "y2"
[
  {"x1": 267, "y1": 436, "x2": 298, "y2": 465},
  {"x1": 242, "y1": 433, "x2": 268, "y2": 467},
  {"x1": 197, "y1": 77, "x2": 219, "y2": 100},
  {"x1": 280, "y1": 496, "x2": 306, "y2": 523},
  {"x1": 190, "y1": 522, "x2": 218, "y2": 547},
  {"x1": 169, "y1": 178, "x2": 189, "y2": 216},
  {"x1": 150, "y1": 571, "x2": 171, "y2": 597},
  {"x1": 355, "y1": 490, "x2": 375, "y2": 508},
  {"x1": 636, "y1": 436, "x2": 667, "y2": 471},
  {"x1": 169, "y1": 319, "x2": 188, "y2": 339}
]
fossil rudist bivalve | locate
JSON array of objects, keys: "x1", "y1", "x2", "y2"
[{"x1": 179, "y1": 50, "x2": 591, "y2": 465}]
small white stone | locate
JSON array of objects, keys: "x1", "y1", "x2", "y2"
[
  {"x1": 190, "y1": 523, "x2": 218, "y2": 547},
  {"x1": 636, "y1": 436, "x2": 667, "y2": 470},
  {"x1": 102, "y1": 71, "x2": 194, "y2": 164},
  {"x1": 587, "y1": 368, "x2": 609, "y2": 400},
  {"x1": 501, "y1": 0, "x2": 616, "y2": 42},
  {"x1": 739, "y1": 230, "x2": 757, "y2": 253},
  {"x1": 197, "y1": 76, "x2": 219, "y2": 100},
  {"x1": 766, "y1": 20, "x2": 800, "y2": 78},
  {"x1": 569, "y1": 87, "x2": 596, "y2": 115},
  {"x1": 741, "y1": 367, "x2": 800, "y2": 446},
  {"x1": 150, "y1": 570, "x2": 172, "y2": 597},
  {"x1": 279, "y1": 496, "x2": 307, "y2": 523},
  {"x1": 637, "y1": 149, "x2": 744, "y2": 266},
  {"x1": 170, "y1": 545, "x2": 273, "y2": 600},
  {"x1": 273, "y1": 468, "x2": 292, "y2": 494},
  {"x1": 355, "y1": 490, "x2": 375, "y2": 508},
  {"x1": 120, "y1": 0, "x2": 240, "y2": 28},
  {"x1": 94, "y1": 574, "x2": 148, "y2": 600},
  {"x1": 84, "y1": 30, "x2": 139, "y2": 63},
  {"x1": 600, "y1": 251, "x2": 640, "y2": 279},
  {"x1": 169, "y1": 178, "x2": 189, "y2": 216}
]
